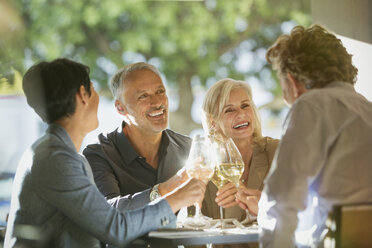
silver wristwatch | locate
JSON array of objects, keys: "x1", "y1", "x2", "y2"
[{"x1": 150, "y1": 183, "x2": 162, "y2": 201}]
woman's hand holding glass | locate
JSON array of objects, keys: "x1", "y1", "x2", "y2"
[{"x1": 215, "y1": 182, "x2": 238, "y2": 208}]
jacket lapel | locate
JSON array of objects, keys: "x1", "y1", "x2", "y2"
[{"x1": 246, "y1": 143, "x2": 270, "y2": 190}]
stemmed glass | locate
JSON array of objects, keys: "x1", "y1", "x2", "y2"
[
  {"x1": 213, "y1": 137, "x2": 246, "y2": 226},
  {"x1": 210, "y1": 166, "x2": 229, "y2": 228},
  {"x1": 183, "y1": 134, "x2": 217, "y2": 229}
]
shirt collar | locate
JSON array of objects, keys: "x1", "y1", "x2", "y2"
[
  {"x1": 115, "y1": 121, "x2": 175, "y2": 166},
  {"x1": 324, "y1": 81, "x2": 355, "y2": 91},
  {"x1": 296, "y1": 81, "x2": 355, "y2": 104},
  {"x1": 116, "y1": 121, "x2": 139, "y2": 165}
]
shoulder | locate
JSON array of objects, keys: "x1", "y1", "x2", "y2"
[
  {"x1": 258, "y1": 136, "x2": 279, "y2": 163},
  {"x1": 83, "y1": 128, "x2": 118, "y2": 157},
  {"x1": 264, "y1": 136, "x2": 279, "y2": 151},
  {"x1": 32, "y1": 136, "x2": 83, "y2": 178},
  {"x1": 256, "y1": 136, "x2": 279, "y2": 151},
  {"x1": 292, "y1": 84, "x2": 347, "y2": 112},
  {"x1": 164, "y1": 129, "x2": 192, "y2": 149}
]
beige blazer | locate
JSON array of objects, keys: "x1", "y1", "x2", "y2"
[{"x1": 202, "y1": 136, "x2": 279, "y2": 220}]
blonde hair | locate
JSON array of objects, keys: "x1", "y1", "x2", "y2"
[
  {"x1": 266, "y1": 24, "x2": 358, "y2": 88},
  {"x1": 202, "y1": 78, "x2": 263, "y2": 145}
]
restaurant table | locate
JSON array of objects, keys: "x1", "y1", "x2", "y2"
[{"x1": 130, "y1": 226, "x2": 260, "y2": 247}]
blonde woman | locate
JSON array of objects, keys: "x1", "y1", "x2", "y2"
[{"x1": 201, "y1": 78, "x2": 279, "y2": 222}]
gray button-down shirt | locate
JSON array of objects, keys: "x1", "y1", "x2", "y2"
[
  {"x1": 83, "y1": 121, "x2": 191, "y2": 200},
  {"x1": 259, "y1": 82, "x2": 372, "y2": 248},
  {"x1": 5, "y1": 124, "x2": 176, "y2": 248}
]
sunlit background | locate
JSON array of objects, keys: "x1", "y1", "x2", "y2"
[{"x1": 0, "y1": 0, "x2": 371, "y2": 230}]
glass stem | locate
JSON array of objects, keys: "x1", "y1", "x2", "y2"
[
  {"x1": 219, "y1": 206, "x2": 224, "y2": 229},
  {"x1": 195, "y1": 203, "x2": 201, "y2": 218}
]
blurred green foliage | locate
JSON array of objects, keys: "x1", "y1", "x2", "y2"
[{"x1": 0, "y1": 0, "x2": 311, "y2": 132}]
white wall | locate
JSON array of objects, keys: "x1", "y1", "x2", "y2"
[{"x1": 339, "y1": 35, "x2": 372, "y2": 101}]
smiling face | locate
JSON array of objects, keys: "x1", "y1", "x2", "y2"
[
  {"x1": 216, "y1": 88, "x2": 255, "y2": 142},
  {"x1": 117, "y1": 68, "x2": 168, "y2": 134}
]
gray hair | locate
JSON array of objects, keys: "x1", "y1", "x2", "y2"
[{"x1": 110, "y1": 62, "x2": 162, "y2": 102}]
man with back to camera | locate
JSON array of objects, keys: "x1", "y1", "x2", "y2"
[
  {"x1": 257, "y1": 24, "x2": 372, "y2": 247},
  {"x1": 4, "y1": 58, "x2": 206, "y2": 247},
  {"x1": 83, "y1": 62, "x2": 192, "y2": 207}
]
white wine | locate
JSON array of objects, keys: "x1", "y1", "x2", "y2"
[
  {"x1": 211, "y1": 168, "x2": 229, "y2": 188},
  {"x1": 218, "y1": 162, "x2": 244, "y2": 186}
]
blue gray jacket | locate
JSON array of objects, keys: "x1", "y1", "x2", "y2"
[{"x1": 5, "y1": 124, "x2": 175, "y2": 248}]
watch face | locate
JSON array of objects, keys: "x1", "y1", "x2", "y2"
[
  {"x1": 150, "y1": 191, "x2": 160, "y2": 201},
  {"x1": 150, "y1": 184, "x2": 161, "y2": 201}
]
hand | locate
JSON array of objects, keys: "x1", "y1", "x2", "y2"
[
  {"x1": 158, "y1": 167, "x2": 189, "y2": 196},
  {"x1": 165, "y1": 178, "x2": 207, "y2": 213},
  {"x1": 215, "y1": 182, "x2": 238, "y2": 208},
  {"x1": 235, "y1": 185, "x2": 261, "y2": 216}
]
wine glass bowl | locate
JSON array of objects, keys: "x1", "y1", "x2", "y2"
[
  {"x1": 210, "y1": 168, "x2": 229, "y2": 189},
  {"x1": 186, "y1": 159, "x2": 215, "y2": 183},
  {"x1": 217, "y1": 162, "x2": 244, "y2": 187},
  {"x1": 214, "y1": 138, "x2": 245, "y2": 187}
]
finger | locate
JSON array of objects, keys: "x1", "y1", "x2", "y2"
[
  {"x1": 220, "y1": 201, "x2": 238, "y2": 208},
  {"x1": 220, "y1": 193, "x2": 239, "y2": 208},
  {"x1": 245, "y1": 195, "x2": 258, "y2": 205},
  {"x1": 217, "y1": 194, "x2": 236, "y2": 207},
  {"x1": 235, "y1": 189, "x2": 247, "y2": 199},
  {"x1": 235, "y1": 192, "x2": 247, "y2": 203},
  {"x1": 238, "y1": 185, "x2": 253, "y2": 194},
  {"x1": 216, "y1": 187, "x2": 237, "y2": 202},
  {"x1": 238, "y1": 186, "x2": 260, "y2": 196},
  {"x1": 216, "y1": 182, "x2": 236, "y2": 196},
  {"x1": 237, "y1": 193, "x2": 257, "y2": 206},
  {"x1": 237, "y1": 202, "x2": 248, "y2": 210},
  {"x1": 193, "y1": 179, "x2": 207, "y2": 196},
  {"x1": 243, "y1": 196, "x2": 259, "y2": 215},
  {"x1": 199, "y1": 183, "x2": 206, "y2": 195},
  {"x1": 197, "y1": 178, "x2": 207, "y2": 189}
]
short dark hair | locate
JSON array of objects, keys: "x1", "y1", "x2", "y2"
[{"x1": 22, "y1": 58, "x2": 91, "y2": 123}]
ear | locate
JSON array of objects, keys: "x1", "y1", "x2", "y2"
[
  {"x1": 287, "y1": 73, "x2": 306, "y2": 98},
  {"x1": 211, "y1": 118, "x2": 223, "y2": 134},
  {"x1": 210, "y1": 119, "x2": 217, "y2": 131},
  {"x1": 115, "y1": 100, "x2": 127, "y2": 116},
  {"x1": 77, "y1": 85, "x2": 89, "y2": 105}
]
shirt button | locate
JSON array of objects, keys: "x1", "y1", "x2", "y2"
[{"x1": 161, "y1": 217, "x2": 169, "y2": 226}]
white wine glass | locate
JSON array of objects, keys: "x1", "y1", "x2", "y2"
[
  {"x1": 183, "y1": 134, "x2": 217, "y2": 229},
  {"x1": 215, "y1": 138, "x2": 252, "y2": 226},
  {"x1": 210, "y1": 166, "x2": 229, "y2": 229}
]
